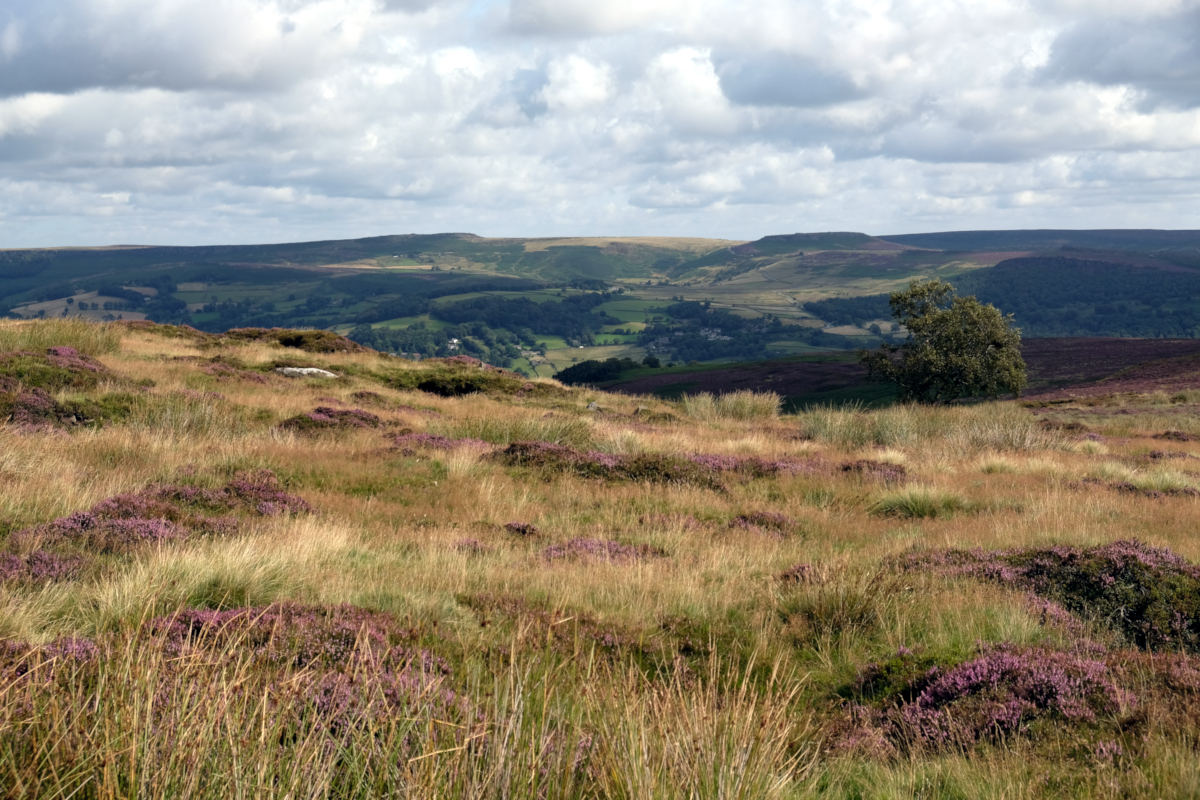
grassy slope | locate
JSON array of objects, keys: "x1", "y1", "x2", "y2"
[{"x1": 2, "y1": 319, "x2": 1200, "y2": 795}]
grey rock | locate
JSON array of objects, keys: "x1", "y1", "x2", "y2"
[{"x1": 275, "y1": 367, "x2": 338, "y2": 379}]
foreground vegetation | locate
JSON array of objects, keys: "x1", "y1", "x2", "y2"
[{"x1": 4, "y1": 319, "x2": 1200, "y2": 797}]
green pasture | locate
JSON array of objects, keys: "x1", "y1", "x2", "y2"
[{"x1": 373, "y1": 315, "x2": 452, "y2": 332}]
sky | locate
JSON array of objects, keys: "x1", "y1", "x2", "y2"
[{"x1": 3, "y1": 0, "x2": 1200, "y2": 246}]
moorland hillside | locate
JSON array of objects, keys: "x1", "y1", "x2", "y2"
[
  {"x1": 10, "y1": 229, "x2": 1200, "y2": 383},
  {"x1": 4, "y1": 318, "x2": 1200, "y2": 796}
]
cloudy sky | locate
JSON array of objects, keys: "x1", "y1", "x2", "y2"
[{"x1": 3, "y1": 0, "x2": 1200, "y2": 246}]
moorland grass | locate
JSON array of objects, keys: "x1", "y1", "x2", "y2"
[{"x1": 1, "y1": 319, "x2": 1200, "y2": 796}]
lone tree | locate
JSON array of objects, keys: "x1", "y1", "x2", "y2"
[{"x1": 859, "y1": 279, "x2": 1026, "y2": 403}]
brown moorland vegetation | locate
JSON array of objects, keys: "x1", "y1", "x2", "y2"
[{"x1": 3, "y1": 318, "x2": 1200, "y2": 796}]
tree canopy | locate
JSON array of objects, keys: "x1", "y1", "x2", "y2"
[{"x1": 859, "y1": 279, "x2": 1026, "y2": 403}]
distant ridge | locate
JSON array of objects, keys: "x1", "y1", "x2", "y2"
[{"x1": 877, "y1": 229, "x2": 1200, "y2": 252}]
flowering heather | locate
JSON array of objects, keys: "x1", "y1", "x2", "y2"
[
  {"x1": 541, "y1": 537, "x2": 666, "y2": 563},
  {"x1": 452, "y1": 537, "x2": 491, "y2": 555},
  {"x1": 0, "y1": 550, "x2": 83, "y2": 584},
  {"x1": 44, "y1": 346, "x2": 104, "y2": 373},
  {"x1": 489, "y1": 441, "x2": 730, "y2": 490},
  {"x1": 777, "y1": 563, "x2": 815, "y2": 585},
  {"x1": 13, "y1": 469, "x2": 310, "y2": 554},
  {"x1": 0, "y1": 347, "x2": 110, "y2": 392},
  {"x1": 503, "y1": 521, "x2": 540, "y2": 536},
  {"x1": 685, "y1": 453, "x2": 820, "y2": 478},
  {"x1": 280, "y1": 406, "x2": 382, "y2": 432},
  {"x1": 901, "y1": 539, "x2": 1200, "y2": 652},
  {"x1": 1155, "y1": 430, "x2": 1197, "y2": 442},
  {"x1": 2, "y1": 388, "x2": 66, "y2": 427},
  {"x1": 200, "y1": 362, "x2": 267, "y2": 384},
  {"x1": 841, "y1": 459, "x2": 907, "y2": 484},
  {"x1": 392, "y1": 431, "x2": 491, "y2": 455},
  {"x1": 851, "y1": 645, "x2": 1128, "y2": 751},
  {"x1": 729, "y1": 511, "x2": 798, "y2": 538}
]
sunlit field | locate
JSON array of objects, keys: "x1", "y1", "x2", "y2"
[{"x1": 2, "y1": 318, "x2": 1200, "y2": 797}]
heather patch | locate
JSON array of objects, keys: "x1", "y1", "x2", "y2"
[
  {"x1": 841, "y1": 459, "x2": 907, "y2": 484},
  {"x1": 0, "y1": 550, "x2": 84, "y2": 585},
  {"x1": 392, "y1": 431, "x2": 491, "y2": 455},
  {"x1": 1148, "y1": 450, "x2": 1194, "y2": 460},
  {"x1": 843, "y1": 645, "x2": 1129, "y2": 753},
  {"x1": 490, "y1": 441, "x2": 810, "y2": 490},
  {"x1": 776, "y1": 563, "x2": 816, "y2": 585},
  {"x1": 901, "y1": 539, "x2": 1200, "y2": 652},
  {"x1": 684, "y1": 453, "x2": 821, "y2": 479},
  {"x1": 0, "y1": 346, "x2": 111, "y2": 393},
  {"x1": 729, "y1": 511, "x2": 800, "y2": 538},
  {"x1": 1155, "y1": 430, "x2": 1197, "y2": 442},
  {"x1": 503, "y1": 521, "x2": 540, "y2": 536},
  {"x1": 12, "y1": 469, "x2": 310, "y2": 555},
  {"x1": 200, "y1": 358, "x2": 268, "y2": 384},
  {"x1": 280, "y1": 406, "x2": 383, "y2": 432},
  {"x1": 146, "y1": 602, "x2": 463, "y2": 733},
  {"x1": 0, "y1": 386, "x2": 135, "y2": 430},
  {"x1": 542, "y1": 538, "x2": 666, "y2": 563},
  {"x1": 1, "y1": 603, "x2": 464, "y2": 752},
  {"x1": 452, "y1": 537, "x2": 491, "y2": 555}
]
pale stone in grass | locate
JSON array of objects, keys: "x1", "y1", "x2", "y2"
[{"x1": 276, "y1": 367, "x2": 338, "y2": 378}]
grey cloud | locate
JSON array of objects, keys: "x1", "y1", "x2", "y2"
[
  {"x1": 1042, "y1": 10, "x2": 1200, "y2": 107},
  {"x1": 715, "y1": 52, "x2": 864, "y2": 108},
  {"x1": 0, "y1": 0, "x2": 351, "y2": 98},
  {"x1": 378, "y1": 0, "x2": 444, "y2": 12}
]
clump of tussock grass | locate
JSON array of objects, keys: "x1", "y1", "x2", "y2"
[
  {"x1": 594, "y1": 658, "x2": 816, "y2": 799},
  {"x1": 777, "y1": 569, "x2": 908, "y2": 645},
  {"x1": 795, "y1": 402, "x2": 1063, "y2": 452},
  {"x1": 1126, "y1": 468, "x2": 1198, "y2": 494},
  {"x1": 683, "y1": 390, "x2": 781, "y2": 421},
  {"x1": 0, "y1": 318, "x2": 122, "y2": 356},
  {"x1": 124, "y1": 391, "x2": 259, "y2": 438},
  {"x1": 869, "y1": 485, "x2": 971, "y2": 519},
  {"x1": 1089, "y1": 461, "x2": 1138, "y2": 483},
  {"x1": 434, "y1": 414, "x2": 594, "y2": 449}
]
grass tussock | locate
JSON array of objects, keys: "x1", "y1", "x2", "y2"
[
  {"x1": 434, "y1": 413, "x2": 594, "y2": 449},
  {"x1": 869, "y1": 485, "x2": 971, "y2": 518},
  {"x1": 0, "y1": 318, "x2": 122, "y2": 356},
  {"x1": 796, "y1": 402, "x2": 1064, "y2": 452},
  {"x1": 683, "y1": 389, "x2": 782, "y2": 421}
]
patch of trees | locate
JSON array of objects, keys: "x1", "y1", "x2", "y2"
[
  {"x1": 433, "y1": 294, "x2": 620, "y2": 342},
  {"x1": 347, "y1": 322, "x2": 523, "y2": 366},
  {"x1": 636, "y1": 301, "x2": 787, "y2": 362},
  {"x1": 554, "y1": 358, "x2": 642, "y2": 386}
]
